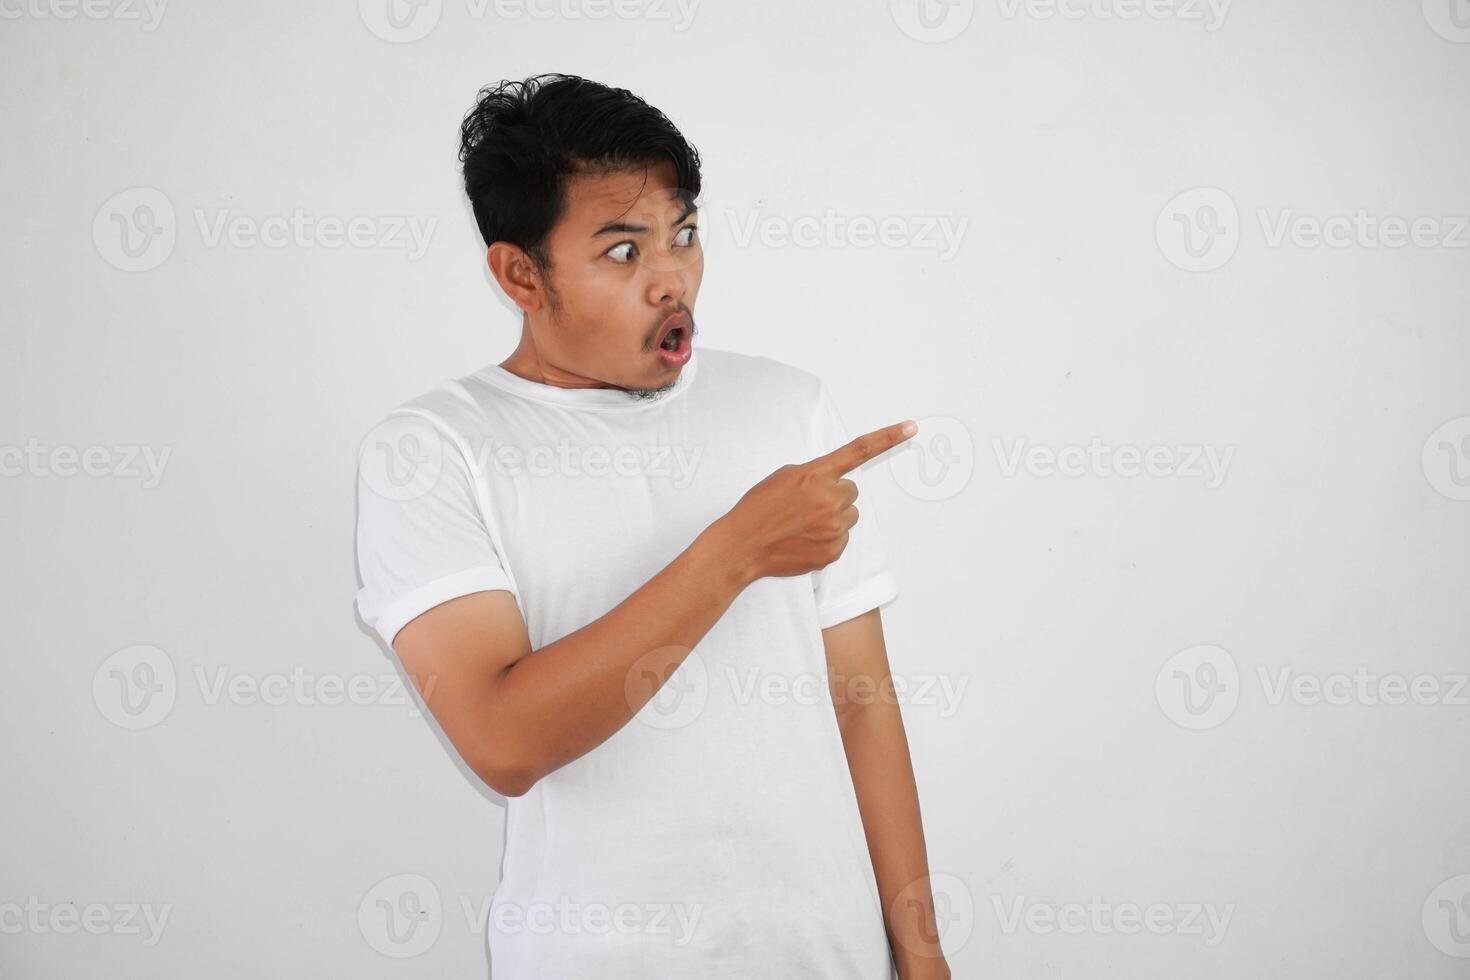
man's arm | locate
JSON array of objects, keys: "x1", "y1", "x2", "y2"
[
  {"x1": 389, "y1": 420, "x2": 918, "y2": 799},
  {"x1": 393, "y1": 518, "x2": 749, "y2": 797},
  {"x1": 824, "y1": 608, "x2": 951, "y2": 980}
]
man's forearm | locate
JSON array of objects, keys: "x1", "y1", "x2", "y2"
[
  {"x1": 838, "y1": 691, "x2": 950, "y2": 978},
  {"x1": 488, "y1": 518, "x2": 752, "y2": 792}
]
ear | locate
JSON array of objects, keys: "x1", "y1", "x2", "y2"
[{"x1": 487, "y1": 242, "x2": 546, "y2": 314}]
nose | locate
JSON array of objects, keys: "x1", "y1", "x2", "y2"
[
  {"x1": 648, "y1": 275, "x2": 684, "y2": 309},
  {"x1": 644, "y1": 256, "x2": 693, "y2": 308}
]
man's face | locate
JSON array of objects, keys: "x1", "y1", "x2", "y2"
[{"x1": 533, "y1": 159, "x2": 704, "y2": 396}]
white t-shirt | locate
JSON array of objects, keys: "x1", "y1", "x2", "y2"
[{"x1": 354, "y1": 345, "x2": 901, "y2": 978}]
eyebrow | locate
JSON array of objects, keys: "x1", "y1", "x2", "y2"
[{"x1": 591, "y1": 202, "x2": 698, "y2": 238}]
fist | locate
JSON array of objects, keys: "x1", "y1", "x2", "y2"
[{"x1": 719, "y1": 420, "x2": 917, "y2": 582}]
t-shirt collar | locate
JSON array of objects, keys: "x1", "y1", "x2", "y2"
[{"x1": 476, "y1": 347, "x2": 700, "y2": 411}]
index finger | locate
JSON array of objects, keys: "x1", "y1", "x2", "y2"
[{"x1": 808, "y1": 420, "x2": 918, "y2": 476}]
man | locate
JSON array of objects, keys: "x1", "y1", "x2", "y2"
[{"x1": 354, "y1": 73, "x2": 949, "y2": 979}]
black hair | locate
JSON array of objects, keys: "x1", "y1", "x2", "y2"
[{"x1": 458, "y1": 73, "x2": 703, "y2": 270}]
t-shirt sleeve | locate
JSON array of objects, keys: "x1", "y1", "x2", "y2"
[
  {"x1": 807, "y1": 381, "x2": 901, "y2": 630},
  {"x1": 353, "y1": 408, "x2": 517, "y2": 648}
]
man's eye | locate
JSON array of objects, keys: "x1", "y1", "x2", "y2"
[{"x1": 608, "y1": 228, "x2": 695, "y2": 263}]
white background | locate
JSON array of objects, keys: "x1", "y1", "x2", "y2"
[{"x1": 3, "y1": 0, "x2": 1469, "y2": 976}]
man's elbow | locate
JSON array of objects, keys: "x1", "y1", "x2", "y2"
[
  {"x1": 470, "y1": 735, "x2": 541, "y2": 798},
  {"x1": 474, "y1": 756, "x2": 537, "y2": 797}
]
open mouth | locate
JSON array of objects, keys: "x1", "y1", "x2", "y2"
[{"x1": 655, "y1": 314, "x2": 693, "y2": 366}]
